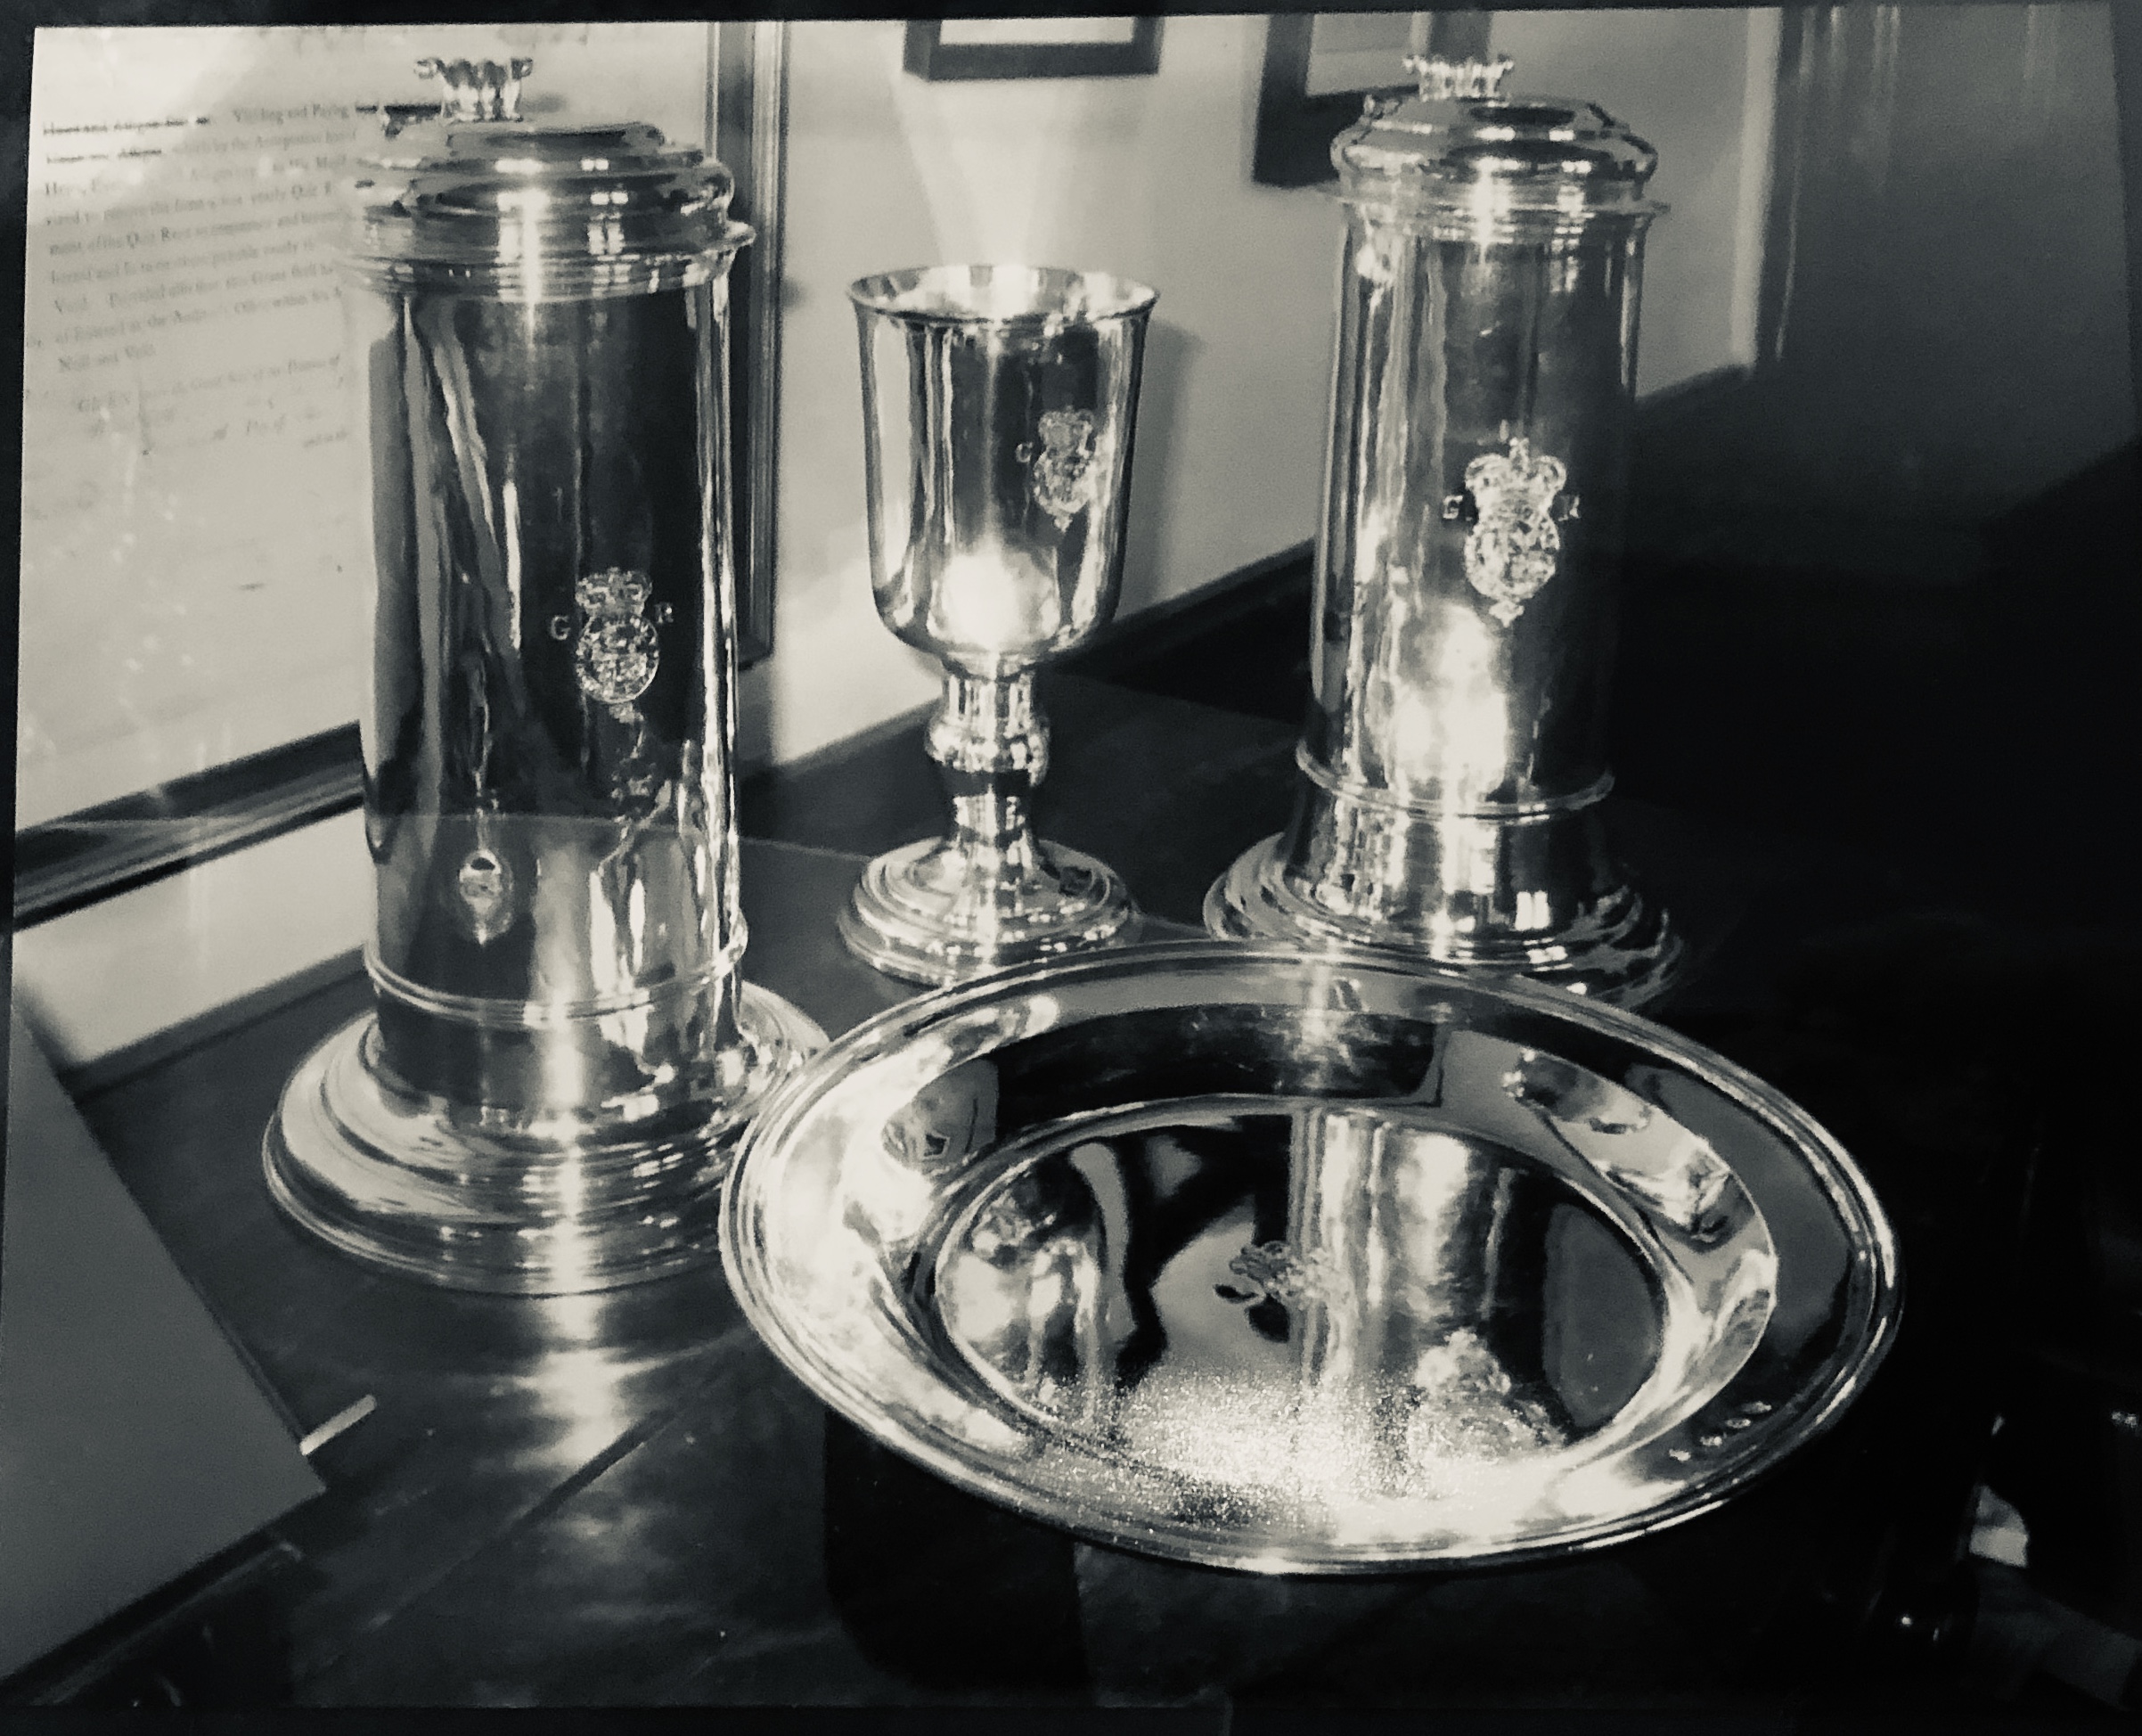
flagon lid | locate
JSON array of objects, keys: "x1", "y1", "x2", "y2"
[
  {"x1": 349, "y1": 57, "x2": 749, "y2": 299},
  {"x1": 1335, "y1": 55, "x2": 1662, "y2": 226}
]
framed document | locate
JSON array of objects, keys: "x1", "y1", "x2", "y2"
[
  {"x1": 904, "y1": 18, "x2": 1162, "y2": 82},
  {"x1": 14, "y1": 21, "x2": 788, "y2": 927}
]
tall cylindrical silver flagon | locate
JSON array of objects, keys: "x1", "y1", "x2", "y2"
[
  {"x1": 265, "y1": 62, "x2": 822, "y2": 1293},
  {"x1": 1208, "y1": 57, "x2": 1680, "y2": 1004}
]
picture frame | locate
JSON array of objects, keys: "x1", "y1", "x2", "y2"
[
  {"x1": 1254, "y1": 10, "x2": 1494, "y2": 188},
  {"x1": 903, "y1": 17, "x2": 1162, "y2": 83},
  {"x1": 716, "y1": 18, "x2": 789, "y2": 673}
]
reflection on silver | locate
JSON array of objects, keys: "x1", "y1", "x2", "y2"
[
  {"x1": 453, "y1": 844, "x2": 515, "y2": 945},
  {"x1": 1209, "y1": 60, "x2": 1680, "y2": 1004},
  {"x1": 263, "y1": 70, "x2": 822, "y2": 1294},
  {"x1": 1220, "y1": 1240, "x2": 1331, "y2": 1308},
  {"x1": 838, "y1": 265, "x2": 1157, "y2": 986},
  {"x1": 722, "y1": 942, "x2": 1901, "y2": 1574}
]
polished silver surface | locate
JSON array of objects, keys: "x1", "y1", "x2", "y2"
[
  {"x1": 841, "y1": 265, "x2": 1157, "y2": 986},
  {"x1": 1209, "y1": 59, "x2": 1680, "y2": 1005},
  {"x1": 265, "y1": 70, "x2": 821, "y2": 1293},
  {"x1": 722, "y1": 942, "x2": 1901, "y2": 1575},
  {"x1": 267, "y1": 983, "x2": 824, "y2": 1294}
]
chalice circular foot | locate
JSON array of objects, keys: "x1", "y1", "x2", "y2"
[{"x1": 840, "y1": 833, "x2": 1138, "y2": 987}]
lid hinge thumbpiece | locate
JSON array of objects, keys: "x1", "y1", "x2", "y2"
[
  {"x1": 366, "y1": 56, "x2": 535, "y2": 139},
  {"x1": 416, "y1": 55, "x2": 535, "y2": 125},
  {"x1": 1403, "y1": 54, "x2": 1516, "y2": 102}
]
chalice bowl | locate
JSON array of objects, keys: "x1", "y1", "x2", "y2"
[{"x1": 841, "y1": 264, "x2": 1157, "y2": 985}]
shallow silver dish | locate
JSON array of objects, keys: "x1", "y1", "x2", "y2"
[{"x1": 721, "y1": 942, "x2": 1901, "y2": 1574}]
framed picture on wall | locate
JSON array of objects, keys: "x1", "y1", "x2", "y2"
[
  {"x1": 904, "y1": 17, "x2": 1162, "y2": 81},
  {"x1": 1255, "y1": 11, "x2": 1493, "y2": 187}
]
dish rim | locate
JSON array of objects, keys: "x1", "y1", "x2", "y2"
[{"x1": 720, "y1": 938, "x2": 1904, "y2": 1576}]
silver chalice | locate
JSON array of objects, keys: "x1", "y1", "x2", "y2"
[{"x1": 840, "y1": 264, "x2": 1157, "y2": 985}]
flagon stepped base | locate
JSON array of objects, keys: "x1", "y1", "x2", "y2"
[
  {"x1": 1206, "y1": 831, "x2": 1682, "y2": 1009},
  {"x1": 264, "y1": 981, "x2": 824, "y2": 1295}
]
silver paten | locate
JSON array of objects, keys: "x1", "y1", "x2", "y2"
[
  {"x1": 840, "y1": 265, "x2": 1157, "y2": 986},
  {"x1": 1209, "y1": 57, "x2": 1680, "y2": 1004},
  {"x1": 722, "y1": 942, "x2": 1902, "y2": 1575},
  {"x1": 264, "y1": 61, "x2": 822, "y2": 1294}
]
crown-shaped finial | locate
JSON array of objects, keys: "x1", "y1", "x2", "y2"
[
  {"x1": 414, "y1": 55, "x2": 535, "y2": 124},
  {"x1": 1403, "y1": 55, "x2": 1515, "y2": 102}
]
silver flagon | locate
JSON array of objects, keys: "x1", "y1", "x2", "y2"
[
  {"x1": 264, "y1": 63, "x2": 822, "y2": 1294},
  {"x1": 840, "y1": 264, "x2": 1157, "y2": 986},
  {"x1": 1209, "y1": 60, "x2": 1681, "y2": 1004}
]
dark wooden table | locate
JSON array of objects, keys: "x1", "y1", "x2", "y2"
[{"x1": 16, "y1": 617, "x2": 2142, "y2": 1717}]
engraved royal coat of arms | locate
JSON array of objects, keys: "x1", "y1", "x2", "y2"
[
  {"x1": 568, "y1": 568, "x2": 662, "y2": 708},
  {"x1": 1455, "y1": 435, "x2": 1577, "y2": 626},
  {"x1": 1021, "y1": 408, "x2": 1099, "y2": 527}
]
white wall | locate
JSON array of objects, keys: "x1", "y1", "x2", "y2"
[{"x1": 13, "y1": 21, "x2": 717, "y2": 829}]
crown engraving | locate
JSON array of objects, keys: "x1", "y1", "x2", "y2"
[
  {"x1": 570, "y1": 568, "x2": 661, "y2": 708},
  {"x1": 1214, "y1": 1240, "x2": 1330, "y2": 1309},
  {"x1": 575, "y1": 568, "x2": 651, "y2": 616},
  {"x1": 1404, "y1": 54, "x2": 1516, "y2": 102}
]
